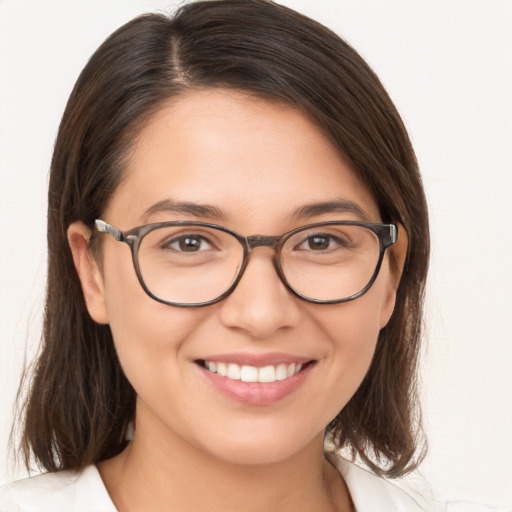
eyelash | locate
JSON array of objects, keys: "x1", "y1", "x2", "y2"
[
  {"x1": 295, "y1": 233, "x2": 351, "y2": 251},
  {"x1": 162, "y1": 234, "x2": 215, "y2": 252}
]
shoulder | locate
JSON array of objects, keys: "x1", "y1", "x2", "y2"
[
  {"x1": 329, "y1": 454, "x2": 448, "y2": 512},
  {"x1": 0, "y1": 465, "x2": 116, "y2": 512}
]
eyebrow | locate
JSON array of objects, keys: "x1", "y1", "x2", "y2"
[
  {"x1": 141, "y1": 198, "x2": 370, "y2": 224},
  {"x1": 291, "y1": 199, "x2": 370, "y2": 221},
  {"x1": 142, "y1": 199, "x2": 228, "y2": 221}
]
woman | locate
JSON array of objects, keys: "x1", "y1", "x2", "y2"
[{"x1": 1, "y1": 0, "x2": 437, "y2": 510}]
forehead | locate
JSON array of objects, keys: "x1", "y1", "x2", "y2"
[{"x1": 105, "y1": 88, "x2": 380, "y2": 230}]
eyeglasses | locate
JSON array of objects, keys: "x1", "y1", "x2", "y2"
[{"x1": 94, "y1": 219, "x2": 397, "y2": 307}]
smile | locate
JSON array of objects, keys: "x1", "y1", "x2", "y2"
[
  {"x1": 195, "y1": 356, "x2": 315, "y2": 405},
  {"x1": 200, "y1": 360, "x2": 303, "y2": 383}
]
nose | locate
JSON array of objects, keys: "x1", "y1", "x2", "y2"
[{"x1": 217, "y1": 248, "x2": 301, "y2": 339}]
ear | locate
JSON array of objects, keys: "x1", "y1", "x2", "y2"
[
  {"x1": 379, "y1": 223, "x2": 408, "y2": 328},
  {"x1": 67, "y1": 221, "x2": 109, "y2": 324},
  {"x1": 390, "y1": 223, "x2": 408, "y2": 286}
]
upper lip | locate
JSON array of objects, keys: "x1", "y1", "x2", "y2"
[{"x1": 196, "y1": 352, "x2": 314, "y2": 367}]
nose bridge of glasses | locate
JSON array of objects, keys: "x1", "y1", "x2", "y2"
[
  {"x1": 245, "y1": 235, "x2": 281, "y2": 251},
  {"x1": 237, "y1": 234, "x2": 286, "y2": 294}
]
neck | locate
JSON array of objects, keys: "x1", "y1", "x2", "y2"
[{"x1": 98, "y1": 405, "x2": 353, "y2": 512}]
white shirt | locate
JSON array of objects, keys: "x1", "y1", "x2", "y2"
[{"x1": 0, "y1": 456, "x2": 445, "y2": 511}]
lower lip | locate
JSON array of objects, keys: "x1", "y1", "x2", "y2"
[{"x1": 197, "y1": 363, "x2": 314, "y2": 406}]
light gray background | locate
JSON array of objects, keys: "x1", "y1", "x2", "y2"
[{"x1": 1, "y1": 1, "x2": 511, "y2": 509}]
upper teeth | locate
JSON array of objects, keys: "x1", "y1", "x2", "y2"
[{"x1": 205, "y1": 361, "x2": 303, "y2": 383}]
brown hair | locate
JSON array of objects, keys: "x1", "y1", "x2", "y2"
[{"x1": 20, "y1": 0, "x2": 429, "y2": 477}]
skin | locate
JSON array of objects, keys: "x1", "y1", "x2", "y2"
[{"x1": 68, "y1": 89, "x2": 406, "y2": 512}]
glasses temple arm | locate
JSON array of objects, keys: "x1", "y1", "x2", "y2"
[{"x1": 94, "y1": 219, "x2": 124, "y2": 241}]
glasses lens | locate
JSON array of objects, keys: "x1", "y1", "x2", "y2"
[
  {"x1": 280, "y1": 224, "x2": 381, "y2": 301},
  {"x1": 137, "y1": 225, "x2": 244, "y2": 304}
]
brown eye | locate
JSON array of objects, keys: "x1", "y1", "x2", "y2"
[
  {"x1": 164, "y1": 235, "x2": 213, "y2": 252},
  {"x1": 297, "y1": 234, "x2": 349, "y2": 251},
  {"x1": 307, "y1": 235, "x2": 330, "y2": 250}
]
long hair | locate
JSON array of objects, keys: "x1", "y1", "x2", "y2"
[{"x1": 20, "y1": 0, "x2": 429, "y2": 477}]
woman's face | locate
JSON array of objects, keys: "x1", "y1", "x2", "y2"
[{"x1": 73, "y1": 89, "x2": 401, "y2": 466}]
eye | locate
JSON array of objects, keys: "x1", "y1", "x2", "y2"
[
  {"x1": 297, "y1": 233, "x2": 350, "y2": 251},
  {"x1": 163, "y1": 234, "x2": 214, "y2": 252}
]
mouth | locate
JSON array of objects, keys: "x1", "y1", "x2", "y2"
[
  {"x1": 194, "y1": 356, "x2": 316, "y2": 405},
  {"x1": 195, "y1": 359, "x2": 313, "y2": 384}
]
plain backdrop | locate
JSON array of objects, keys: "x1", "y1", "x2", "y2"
[{"x1": 1, "y1": 0, "x2": 511, "y2": 509}]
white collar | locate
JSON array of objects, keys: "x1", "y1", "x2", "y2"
[{"x1": 1, "y1": 456, "x2": 443, "y2": 512}]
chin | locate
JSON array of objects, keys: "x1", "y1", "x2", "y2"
[
  {"x1": 194, "y1": 421, "x2": 323, "y2": 467},
  {"x1": 209, "y1": 442, "x2": 301, "y2": 467}
]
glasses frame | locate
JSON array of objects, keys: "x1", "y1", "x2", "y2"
[{"x1": 94, "y1": 219, "x2": 398, "y2": 307}]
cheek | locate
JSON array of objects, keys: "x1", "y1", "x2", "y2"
[
  {"x1": 100, "y1": 250, "x2": 204, "y2": 391},
  {"x1": 317, "y1": 299, "x2": 381, "y2": 378},
  {"x1": 310, "y1": 275, "x2": 394, "y2": 410},
  {"x1": 318, "y1": 270, "x2": 392, "y2": 352}
]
